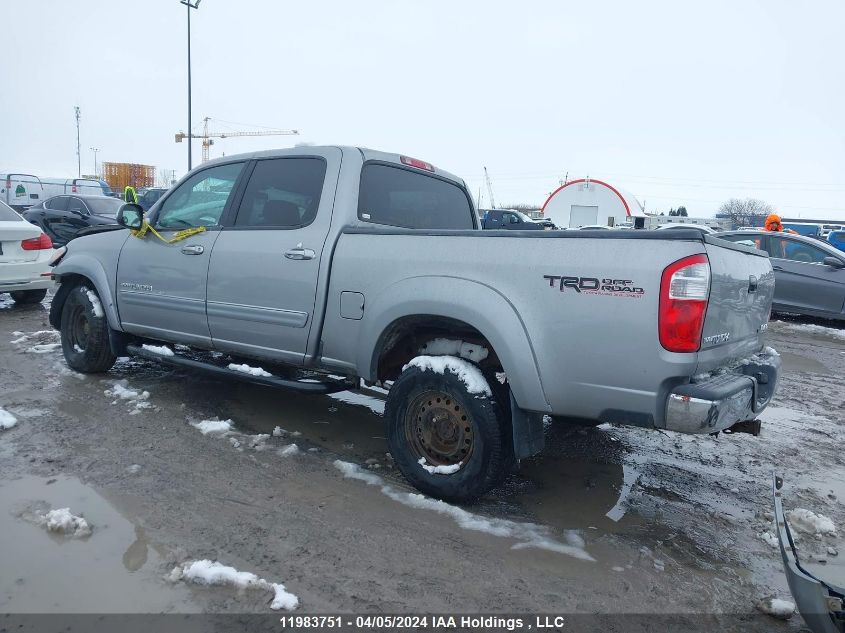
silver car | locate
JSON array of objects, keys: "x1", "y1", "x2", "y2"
[{"x1": 718, "y1": 231, "x2": 845, "y2": 321}]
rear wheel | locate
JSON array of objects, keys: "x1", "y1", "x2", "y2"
[
  {"x1": 386, "y1": 361, "x2": 509, "y2": 502},
  {"x1": 10, "y1": 289, "x2": 47, "y2": 304},
  {"x1": 60, "y1": 285, "x2": 116, "y2": 373}
]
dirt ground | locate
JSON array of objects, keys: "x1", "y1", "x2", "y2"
[{"x1": 1, "y1": 291, "x2": 844, "y2": 632}]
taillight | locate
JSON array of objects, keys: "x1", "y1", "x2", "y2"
[
  {"x1": 400, "y1": 155, "x2": 435, "y2": 172},
  {"x1": 659, "y1": 254, "x2": 710, "y2": 353},
  {"x1": 21, "y1": 233, "x2": 53, "y2": 251}
]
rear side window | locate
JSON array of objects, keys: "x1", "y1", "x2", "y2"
[
  {"x1": 358, "y1": 164, "x2": 474, "y2": 230},
  {"x1": 47, "y1": 196, "x2": 69, "y2": 211},
  {"x1": 769, "y1": 236, "x2": 830, "y2": 263},
  {"x1": 235, "y1": 158, "x2": 327, "y2": 228},
  {"x1": 0, "y1": 201, "x2": 20, "y2": 220}
]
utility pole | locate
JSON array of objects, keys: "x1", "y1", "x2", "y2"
[
  {"x1": 90, "y1": 147, "x2": 99, "y2": 177},
  {"x1": 181, "y1": 0, "x2": 201, "y2": 172},
  {"x1": 74, "y1": 106, "x2": 81, "y2": 177}
]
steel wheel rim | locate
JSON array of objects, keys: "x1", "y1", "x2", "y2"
[
  {"x1": 69, "y1": 305, "x2": 90, "y2": 353},
  {"x1": 404, "y1": 390, "x2": 474, "y2": 466}
]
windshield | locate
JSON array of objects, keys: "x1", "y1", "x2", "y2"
[
  {"x1": 516, "y1": 211, "x2": 534, "y2": 222},
  {"x1": 0, "y1": 200, "x2": 21, "y2": 221},
  {"x1": 86, "y1": 197, "x2": 124, "y2": 216}
]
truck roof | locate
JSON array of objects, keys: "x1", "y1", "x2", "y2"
[{"x1": 201, "y1": 145, "x2": 468, "y2": 188}]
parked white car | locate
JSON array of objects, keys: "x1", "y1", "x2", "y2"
[{"x1": 0, "y1": 200, "x2": 54, "y2": 304}]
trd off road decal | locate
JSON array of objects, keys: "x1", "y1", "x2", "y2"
[{"x1": 543, "y1": 275, "x2": 644, "y2": 298}]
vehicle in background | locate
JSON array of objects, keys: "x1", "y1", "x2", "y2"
[
  {"x1": 1, "y1": 173, "x2": 114, "y2": 212},
  {"x1": 49, "y1": 145, "x2": 780, "y2": 501},
  {"x1": 136, "y1": 187, "x2": 168, "y2": 212},
  {"x1": 481, "y1": 209, "x2": 544, "y2": 230},
  {"x1": 23, "y1": 195, "x2": 123, "y2": 247},
  {"x1": 657, "y1": 224, "x2": 718, "y2": 234},
  {"x1": 719, "y1": 230, "x2": 845, "y2": 321},
  {"x1": 0, "y1": 200, "x2": 54, "y2": 304},
  {"x1": 821, "y1": 224, "x2": 845, "y2": 238},
  {"x1": 782, "y1": 222, "x2": 822, "y2": 238},
  {"x1": 531, "y1": 217, "x2": 557, "y2": 230},
  {"x1": 828, "y1": 230, "x2": 845, "y2": 254},
  {"x1": 576, "y1": 224, "x2": 612, "y2": 230}
]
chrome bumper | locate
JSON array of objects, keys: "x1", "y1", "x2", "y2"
[{"x1": 665, "y1": 347, "x2": 780, "y2": 434}]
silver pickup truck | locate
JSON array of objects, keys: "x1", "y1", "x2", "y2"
[{"x1": 48, "y1": 146, "x2": 780, "y2": 500}]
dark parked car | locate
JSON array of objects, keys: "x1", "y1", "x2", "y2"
[
  {"x1": 481, "y1": 209, "x2": 544, "y2": 230},
  {"x1": 136, "y1": 187, "x2": 168, "y2": 211},
  {"x1": 718, "y1": 230, "x2": 845, "y2": 321},
  {"x1": 23, "y1": 195, "x2": 124, "y2": 246}
]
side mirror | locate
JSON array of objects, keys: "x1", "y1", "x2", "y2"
[
  {"x1": 117, "y1": 204, "x2": 144, "y2": 230},
  {"x1": 823, "y1": 256, "x2": 844, "y2": 269}
]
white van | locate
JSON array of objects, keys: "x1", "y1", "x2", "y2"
[{"x1": 0, "y1": 174, "x2": 113, "y2": 211}]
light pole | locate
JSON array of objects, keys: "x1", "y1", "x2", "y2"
[
  {"x1": 74, "y1": 106, "x2": 81, "y2": 177},
  {"x1": 90, "y1": 147, "x2": 99, "y2": 177},
  {"x1": 180, "y1": 0, "x2": 201, "y2": 172}
]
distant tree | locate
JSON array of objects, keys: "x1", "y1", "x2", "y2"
[
  {"x1": 659, "y1": 212, "x2": 665, "y2": 216},
  {"x1": 717, "y1": 198, "x2": 774, "y2": 227},
  {"x1": 677, "y1": 206, "x2": 688, "y2": 217},
  {"x1": 668, "y1": 208, "x2": 677, "y2": 216}
]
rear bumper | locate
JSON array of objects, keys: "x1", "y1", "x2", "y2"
[
  {"x1": 774, "y1": 475, "x2": 845, "y2": 633},
  {"x1": 665, "y1": 347, "x2": 780, "y2": 434}
]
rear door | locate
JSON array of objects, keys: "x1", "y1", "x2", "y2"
[
  {"x1": 767, "y1": 234, "x2": 845, "y2": 315},
  {"x1": 116, "y1": 161, "x2": 246, "y2": 347},
  {"x1": 206, "y1": 151, "x2": 339, "y2": 364}
]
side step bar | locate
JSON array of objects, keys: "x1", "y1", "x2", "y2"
[{"x1": 126, "y1": 344, "x2": 350, "y2": 395}]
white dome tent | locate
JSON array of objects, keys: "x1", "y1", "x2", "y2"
[{"x1": 541, "y1": 178, "x2": 646, "y2": 228}]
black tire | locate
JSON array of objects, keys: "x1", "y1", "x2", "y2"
[
  {"x1": 10, "y1": 289, "x2": 47, "y2": 304},
  {"x1": 60, "y1": 285, "x2": 116, "y2": 373},
  {"x1": 385, "y1": 362, "x2": 509, "y2": 502}
]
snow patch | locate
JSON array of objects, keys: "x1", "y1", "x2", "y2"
[
  {"x1": 328, "y1": 391, "x2": 384, "y2": 414},
  {"x1": 773, "y1": 321, "x2": 845, "y2": 342},
  {"x1": 0, "y1": 408, "x2": 18, "y2": 430},
  {"x1": 228, "y1": 363, "x2": 272, "y2": 378},
  {"x1": 105, "y1": 382, "x2": 150, "y2": 402},
  {"x1": 756, "y1": 596, "x2": 795, "y2": 619},
  {"x1": 42, "y1": 508, "x2": 92, "y2": 538},
  {"x1": 142, "y1": 344, "x2": 174, "y2": 357},
  {"x1": 758, "y1": 531, "x2": 779, "y2": 548},
  {"x1": 333, "y1": 460, "x2": 593, "y2": 561},
  {"x1": 419, "y1": 338, "x2": 489, "y2": 362},
  {"x1": 85, "y1": 290, "x2": 104, "y2": 318},
  {"x1": 272, "y1": 426, "x2": 286, "y2": 437},
  {"x1": 26, "y1": 343, "x2": 61, "y2": 354},
  {"x1": 402, "y1": 355, "x2": 491, "y2": 396},
  {"x1": 787, "y1": 508, "x2": 836, "y2": 535},
  {"x1": 172, "y1": 560, "x2": 298, "y2": 611},
  {"x1": 279, "y1": 444, "x2": 299, "y2": 457},
  {"x1": 418, "y1": 457, "x2": 462, "y2": 475},
  {"x1": 191, "y1": 419, "x2": 234, "y2": 435}
]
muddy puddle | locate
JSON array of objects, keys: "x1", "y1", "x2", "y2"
[{"x1": 0, "y1": 474, "x2": 198, "y2": 613}]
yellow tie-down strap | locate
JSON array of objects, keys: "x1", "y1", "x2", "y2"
[{"x1": 131, "y1": 220, "x2": 206, "y2": 244}]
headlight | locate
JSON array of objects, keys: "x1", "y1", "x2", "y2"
[{"x1": 48, "y1": 246, "x2": 67, "y2": 267}]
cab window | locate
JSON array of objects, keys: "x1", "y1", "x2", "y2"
[
  {"x1": 234, "y1": 158, "x2": 327, "y2": 228},
  {"x1": 358, "y1": 164, "x2": 475, "y2": 230},
  {"x1": 156, "y1": 162, "x2": 244, "y2": 229}
]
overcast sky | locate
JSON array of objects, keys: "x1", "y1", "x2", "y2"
[{"x1": 2, "y1": 0, "x2": 843, "y2": 219}]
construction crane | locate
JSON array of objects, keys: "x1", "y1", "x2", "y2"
[
  {"x1": 483, "y1": 166, "x2": 496, "y2": 209},
  {"x1": 175, "y1": 117, "x2": 299, "y2": 163}
]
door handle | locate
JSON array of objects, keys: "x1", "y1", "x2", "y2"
[
  {"x1": 180, "y1": 244, "x2": 204, "y2": 255},
  {"x1": 284, "y1": 246, "x2": 316, "y2": 260},
  {"x1": 748, "y1": 275, "x2": 758, "y2": 292}
]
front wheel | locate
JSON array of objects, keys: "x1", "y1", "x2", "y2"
[
  {"x1": 10, "y1": 289, "x2": 47, "y2": 304},
  {"x1": 385, "y1": 359, "x2": 509, "y2": 502},
  {"x1": 60, "y1": 285, "x2": 116, "y2": 373}
]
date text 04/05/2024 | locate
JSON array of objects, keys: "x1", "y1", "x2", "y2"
[{"x1": 277, "y1": 615, "x2": 567, "y2": 630}]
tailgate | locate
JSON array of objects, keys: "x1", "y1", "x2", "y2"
[
  {"x1": 697, "y1": 237, "x2": 774, "y2": 370},
  {"x1": 0, "y1": 221, "x2": 40, "y2": 263}
]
